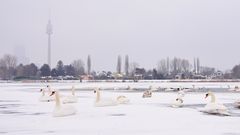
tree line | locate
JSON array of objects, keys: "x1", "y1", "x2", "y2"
[{"x1": 1, "y1": 53, "x2": 240, "y2": 80}]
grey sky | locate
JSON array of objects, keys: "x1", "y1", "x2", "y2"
[{"x1": 0, "y1": 0, "x2": 240, "y2": 71}]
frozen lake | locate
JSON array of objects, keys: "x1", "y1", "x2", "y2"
[{"x1": 0, "y1": 82, "x2": 240, "y2": 135}]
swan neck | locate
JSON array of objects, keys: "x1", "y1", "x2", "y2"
[
  {"x1": 42, "y1": 90, "x2": 45, "y2": 96},
  {"x1": 55, "y1": 92, "x2": 61, "y2": 107},
  {"x1": 72, "y1": 87, "x2": 75, "y2": 96},
  {"x1": 96, "y1": 90, "x2": 100, "y2": 102},
  {"x1": 210, "y1": 93, "x2": 215, "y2": 103}
]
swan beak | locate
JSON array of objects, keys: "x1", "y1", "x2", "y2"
[
  {"x1": 94, "y1": 90, "x2": 96, "y2": 93},
  {"x1": 205, "y1": 94, "x2": 209, "y2": 99},
  {"x1": 40, "y1": 89, "x2": 43, "y2": 92},
  {"x1": 50, "y1": 91, "x2": 56, "y2": 96}
]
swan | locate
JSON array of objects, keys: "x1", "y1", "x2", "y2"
[
  {"x1": 62, "y1": 86, "x2": 78, "y2": 104},
  {"x1": 201, "y1": 91, "x2": 230, "y2": 116},
  {"x1": 234, "y1": 99, "x2": 240, "y2": 108},
  {"x1": 228, "y1": 85, "x2": 240, "y2": 92},
  {"x1": 94, "y1": 88, "x2": 118, "y2": 107},
  {"x1": 116, "y1": 96, "x2": 130, "y2": 104},
  {"x1": 39, "y1": 89, "x2": 54, "y2": 102},
  {"x1": 164, "y1": 87, "x2": 175, "y2": 92},
  {"x1": 142, "y1": 86, "x2": 153, "y2": 98},
  {"x1": 171, "y1": 98, "x2": 183, "y2": 108},
  {"x1": 50, "y1": 91, "x2": 77, "y2": 117},
  {"x1": 126, "y1": 85, "x2": 132, "y2": 90}
]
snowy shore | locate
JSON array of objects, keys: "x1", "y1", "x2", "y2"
[{"x1": 0, "y1": 82, "x2": 240, "y2": 135}]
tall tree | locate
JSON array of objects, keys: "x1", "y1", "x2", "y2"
[
  {"x1": 0, "y1": 54, "x2": 17, "y2": 79},
  {"x1": 125, "y1": 55, "x2": 129, "y2": 76},
  {"x1": 232, "y1": 64, "x2": 240, "y2": 79},
  {"x1": 129, "y1": 62, "x2": 139, "y2": 76},
  {"x1": 167, "y1": 57, "x2": 170, "y2": 74},
  {"x1": 16, "y1": 64, "x2": 24, "y2": 77},
  {"x1": 51, "y1": 68, "x2": 58, "y2": 77},
  {"x1": 87, "y1": 55, "x2": 91, "y2": 75},
  {"x1": 56, "y1": 60, "x2": 65, "y2": 76},
  {"x1": 40, "y1": 64, "x2": 51, "y2": 76},
  {"x1": 197, "y1": 58, "x2": 200, "y2": 74},
  {"x1": 64, "y1": 65, "x2": 76, "y2": 76},
  {"x1": 157, "y1": 59, "x2": 168, "y2": 74},
  {"x1": 193, "y1": 58, "x2": 196, "y2": 73},
  {"x1": 72, "y1": 59, "x2": 85, "y2": 76},
  {"x1": 23, "y1": 63, "x2": 38, "y2": 77},
  {"x1": 116, "y1": 55, "x2": 122, "y2": 74}
]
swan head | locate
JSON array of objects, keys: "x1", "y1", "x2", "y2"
[
  {"x1": 205, "y1": 91, "x2": 213, "y2": 99},
  {"x1": 94, "y1": 88, "x2": 100, "y2": 93},
  {"x1": 176, "y1": 98, "x2": 183, "y2": 103},
  {"x1": 50, "y1": 91, "x2": 56, "y2": 96}
]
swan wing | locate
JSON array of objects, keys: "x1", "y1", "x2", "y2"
[
  {"x1": 95, "y1": 98, "x2": 118, "y2": 107},
  {"x1": 53, "y1": 105, "x2": 77, "y2": 117}
]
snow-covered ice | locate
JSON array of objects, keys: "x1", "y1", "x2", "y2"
[{"x1": 0, "y1": 82, "x2": 240, "y2": 135}]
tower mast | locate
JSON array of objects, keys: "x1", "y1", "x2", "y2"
[{"x1": 46, "y1": 18, "x2": 53, "y2": 69}]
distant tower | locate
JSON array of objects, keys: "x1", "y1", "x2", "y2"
[{"x1": 46, "y1": 18, "x2": 53, "y2": 69}]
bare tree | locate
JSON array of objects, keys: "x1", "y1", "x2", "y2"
[
  {"x1": 157, "y1": 59, "x2": 168, "y2": 74},
  {"x1": 167, "y1": 57, "x2": 170, "y2": 74},
  {"x1": 72, "y1": 59, "x2": 85, "y2": 76},
  {"x1": 193, "y1": 58, "x2": 196, "y2": 73},
  {"x1": 197, "y1": 57, "x2": 200, "y2": 74},
  {"x1": 125, "y1": 55, "x2": 129, "y2": 76},
  {"x1": 129, "y1": 62, "x2": 139, "y2": 76},
  {"x1": 116, "y1": 55, "x2": 122, "y2": 74},
  {"x1": 181, "y1": 59, "x2": 191, "y2": 73},
  {"x1": 0, "y1": 54, "x2": 17, "y2": 79},
  {"x1": 87, "y1": 55, "x2": 91, "y2": 75}
]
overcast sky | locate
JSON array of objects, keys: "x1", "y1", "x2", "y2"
[{"x1": 0, "y1": 0, "x2": 240, "y2": 71}]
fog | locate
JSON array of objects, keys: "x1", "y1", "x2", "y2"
[{"x1": 0, "y1": 0, "x2": 239, "y2": 71}]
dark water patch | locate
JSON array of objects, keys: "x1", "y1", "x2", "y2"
[
  {"x1": 0, "y1": 110, "x2": 47, "y2": 116},
  {"x1": 77, "y1": 96, "x2": 91, "y2": 98},
  {"x1": 182, "y1": 103, "x2": 205, "y2": 109},
  {"x1": 223, "y1": 133, "x2": 240, "y2": 135},
  {"x1": 108, "y1": 113, "x2": 126, "y2": 116},
  {"x1": 43, "y1": 130, "x2": 55, "y2": 134},
  {"x1": 0, "y1": 100, "x2": 20, "y2": 102},
  {"x1": 0, "y1": 110, "x2": 24, "y2": 115}
]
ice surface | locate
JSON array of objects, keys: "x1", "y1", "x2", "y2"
[{"x1": 0, "y1": 82, "x2": 240, "y2": 135}]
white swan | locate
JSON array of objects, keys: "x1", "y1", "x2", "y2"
[
  {"x1": 201, "y1": 91, "x2": 230, "y2": 116},
  {"x1": 164, "y1": 87, "x2": 175, "y2": 92},
  {"x1": 171, "y1": 98, "x2": 183, "y2": 108},
  {"x1": 116, "y1": 96, "x2": 130, "y2": 104},
  {"x1": 39, "y1": 89, "x2": 54, "y2": 102},
  {"x1": 234, "y1": 99, "x2": 240, "y2": 108},
  {"x1": 142, "y1": 86, "x2": 154, "y2": 98},
  {"x1": 228, "y1": 85, "x2": 240, "y2": 92},
  {"x1": 50, "y1": 91, "x2": 77, "y2": 117},
  {"x1": 94, "y1": 88, "x2": 118, "y2": 107},
  {"x1": 62, "y1": 86, "x2": 78, "y2": 104},
  {"x1": 126, "y1": 85, "x2": 132, "y2": 90}
]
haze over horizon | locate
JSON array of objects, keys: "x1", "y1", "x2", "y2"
[{"x1": 0, "y1": 0, "x2": 239, "y2": 71}]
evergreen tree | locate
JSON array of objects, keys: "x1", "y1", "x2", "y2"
[
  {"x1": 56, "y1": 60, "x2": 65, "y2": 76},
  {"x1": 116, "y1": 55, "x2": 122, "y2": 74},
  {"x1": 125, "y1": 55, "x2": 129, "y2": 76},
  {"x1": 87, "y1": 55, "x2": 91, "y2": 75},
  {"x1": 40, "y1": 64, "x2": 51, "y2": 76}
]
